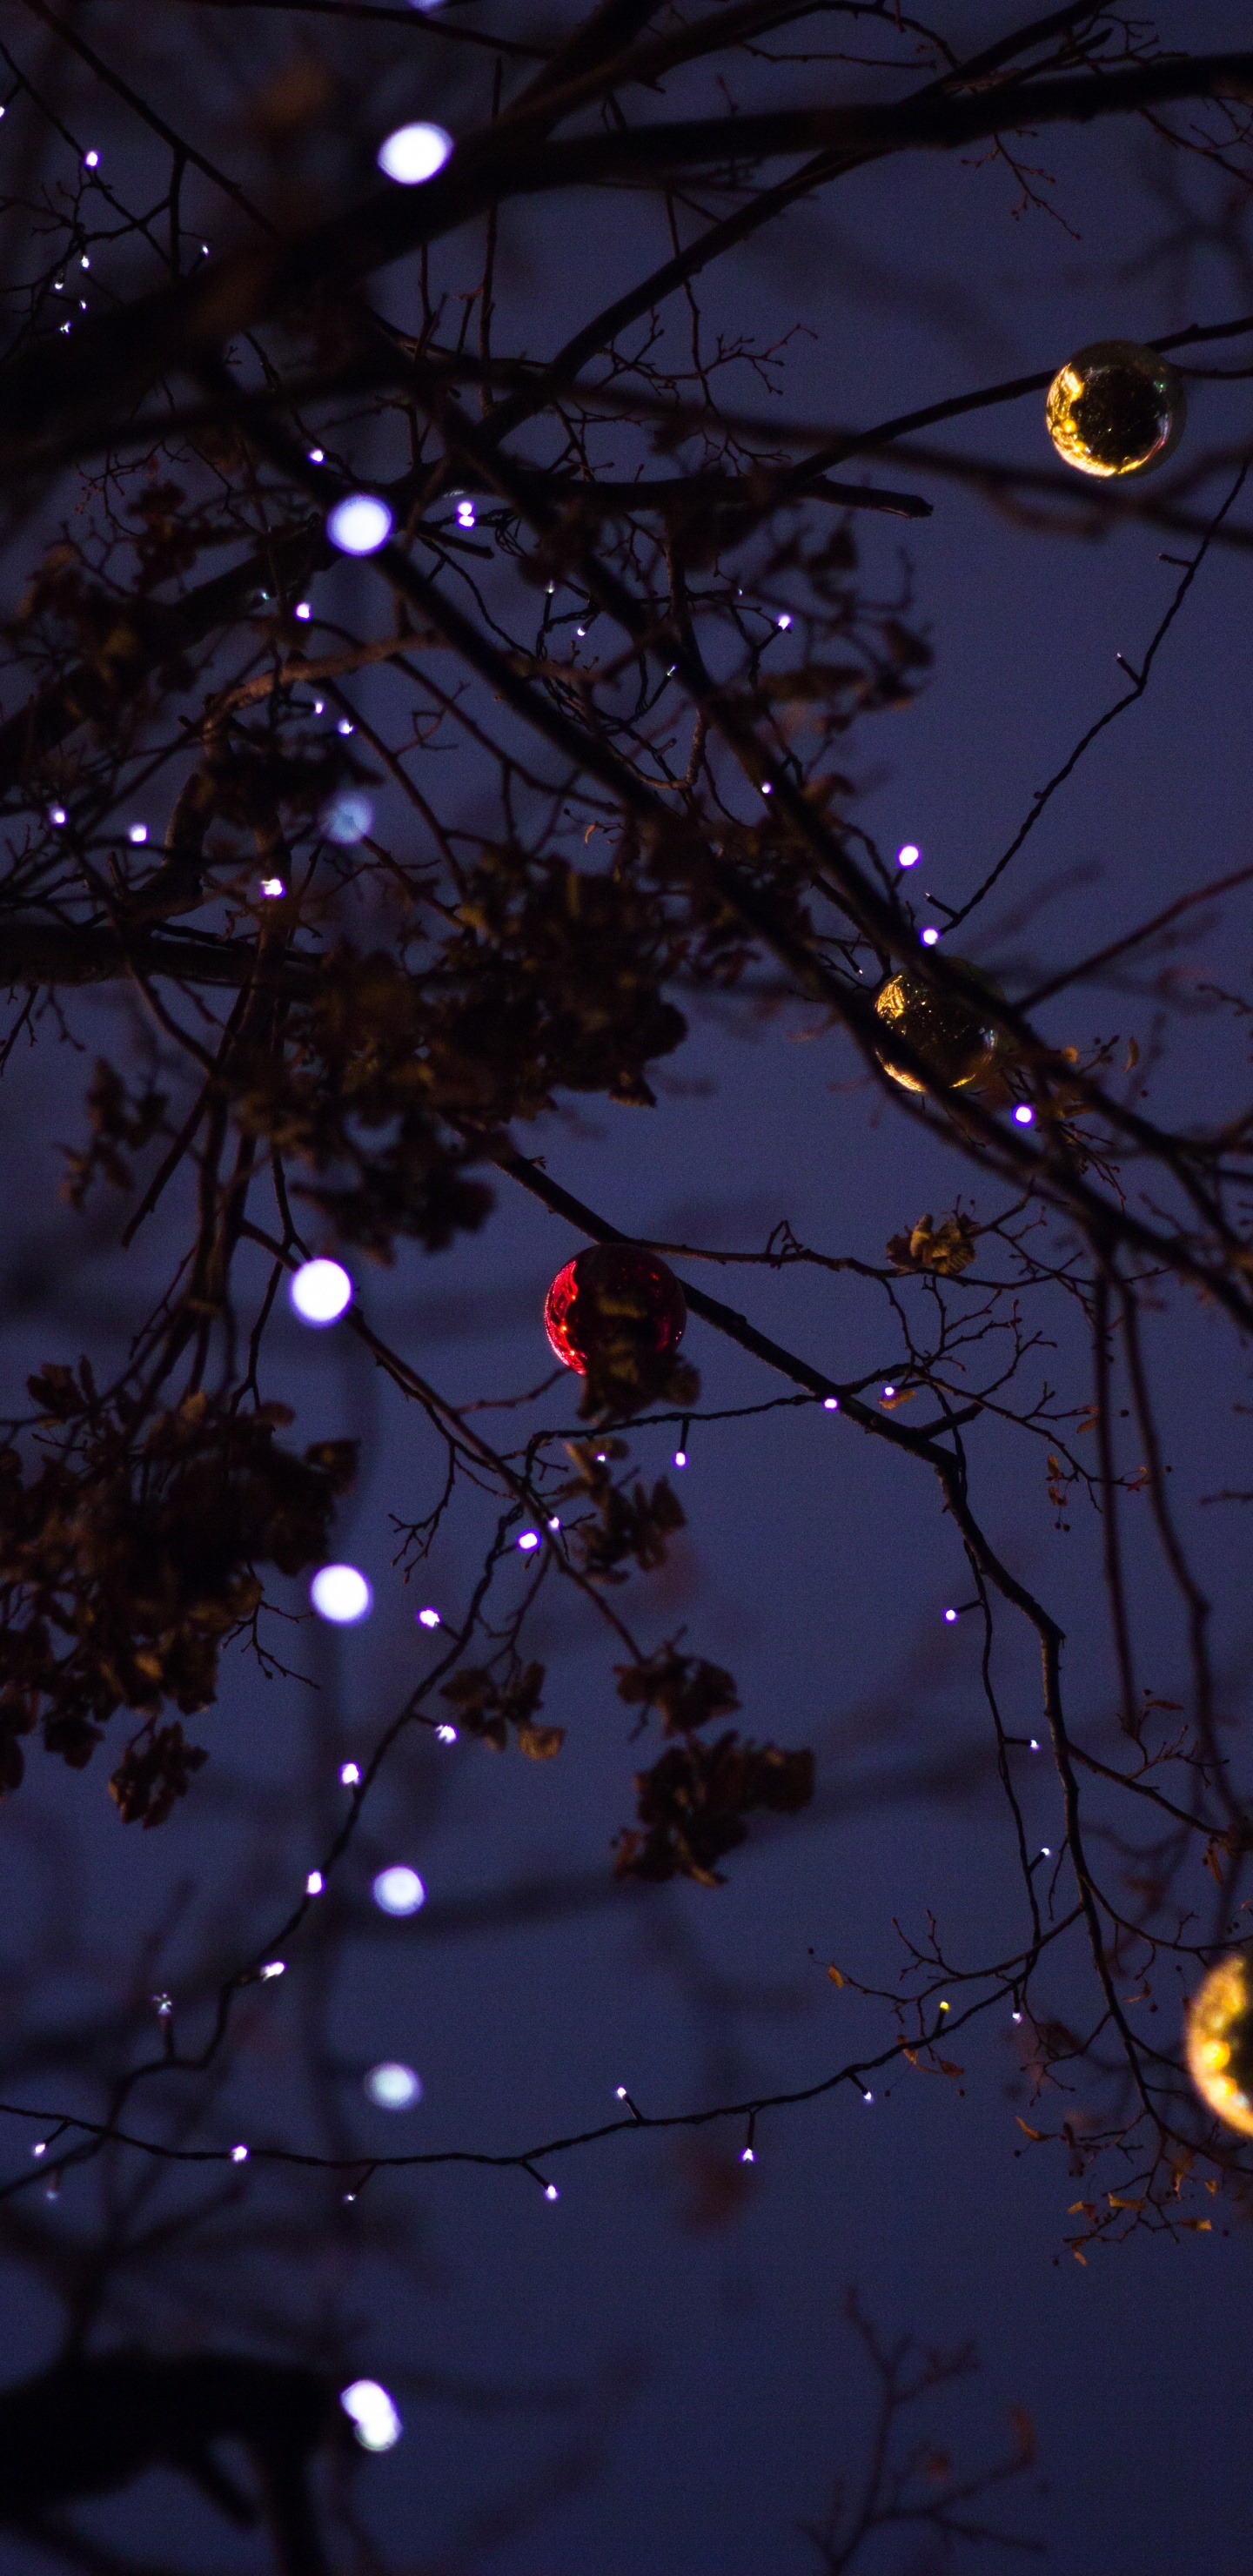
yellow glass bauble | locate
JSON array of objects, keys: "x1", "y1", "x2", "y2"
[
  {"x1": 874, "y1": 957, "x2": 1000, "y2": 1095},
  {"x1": 1186, "y1": 1950, "x2": 1253, "y2": 2138},
  {"x1": 1045, "y1": 339, "x2": 1185, "y2": 480}
]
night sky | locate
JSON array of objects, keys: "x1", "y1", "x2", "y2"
[{"x1": 3, "y1": 7, "x2": 1253, "y2": 2570}]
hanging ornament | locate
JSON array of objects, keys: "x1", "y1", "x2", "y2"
[
  {"x1": 1045, "y1": 340, "x2": 1185, "y2": 480},
  {"x1": 545, "y1": 1243, "x2": 687, "y2": 1384},
  {"x1": 874, "y1": 958, "x2": 1001, "y2": 1095},
  {"x1": 1186, "y1": 1950, "x2": 1253, "y2": 2138}
]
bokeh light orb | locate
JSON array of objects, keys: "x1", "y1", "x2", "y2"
[
  {"x1": 376, "y1": 121, "x2": 453, "y2": 185},
  {"x1": 874, "y1": 960, "x2": 1000, "y2": 1094},
  {"x1": 544, "y1": 1243, "x2": 687, "y2": 1377},
  {"x1": 326, "y1": 493, "x2": 393, "y2": 556},
  {"x1": 310, "y1": 1564, "x2": 372, "y2": 1625},
  {"x1": 322, "y1": 789, "x2": 373, "y2": 847},
  {"x1": 1045, "y1": 339, "x2": 1185, "y2": 480},
  {"x1": 339, "y1": 2379, "x2": 403, "y2": 2452},
  {"x1": 372, "y1": 1864, "x2": 425, "y2": 1916},
  {"x1": 365, "y1": 2060, "x2": 423, "y2": 2110},
  {"x1": 289, "y1": 1258, "x2": 352, "y2": 1326},
  {"x1": 1187, "y1": 1951, "x2": 1253, "y2": 2137}
]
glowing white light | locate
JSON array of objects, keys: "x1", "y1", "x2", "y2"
[
  {"x1": 518, "y1": 1531, "x2": 539, "y2": 1552},
  {"x1": 259, "y1": 1960, "x2": 285, "y2": 1981},
  {"x1": 258, "y1": 875, "x2": 285, "y2": 899},
  {"x1": 305, "y1": 1870, "x2": 325, "y2": 1897},
  {"x1": 365, "y1": 2060, "x2": 423, "y2": 2110},
  {"x1": 80, "y1": 256, "x2": 90, "y2": 269},
  {"x1": 740, "y1": 2146, "x2": 755, "y2": 2163},
  {"x1": 84, "y1": 150, "x2": 99, "y2": 168},
  {"x1": 615, "y1": 2086, "x2": 627, "y2": 2100},
  {"x1": 544, "y1": 2183, "x2": 559, "y2": 2201},
  {"x1": 1012, "y1": 2010, "x2": 1023, "y2": 2023},
  {"x1": 455, "y1": 499, "x2": 476, "y2": 528},
  {"x1": 313, "y1": 701, "x2": 325, "y2": 715},
  {"x1": 340, "y1": 2379, "x2": 403, "y2": 2452},
  {"x1": 327, "y1": 493, "x2": 393, "y2": 556},
  {"x1": 49, "y1": 806, "x2": 66, "y2": 827},
  {"x1": 377, "y1": 121, "x2": 454, "y2": 185},
  {"x1": 943, "y1": 1607, "x2": 958, "y2": 1623},
  {"x1": 295, "y1": 600, "x2": 312, "y2": 621},
  {"x1": 776, "y1": 612, "x2": 792, "y2": 630},
  {"x1": 823, "y1": 1396, "x2": 839, "y2": 1412},
  {"x1": 337, "y1": 719, "x2": 354, "y2": 735},
  {"x1": 417, "y1": 1607, "x2": 441, "y2": 1628},
  {"x1": 920, "y1": 926, "x2": 940, "y2": 947},
  {"x1": 152, "y1": 1993, "x2": 173, "y2": 2017},
  {"x1": 30, "y1": 2142, "x2": 46, "y2": 2158},
  {"x1": 311, "y1": 1564, "x2": 372, "y2": 1625},
  {"x1": 1041, "y1": 1846, "x2": 1052, "y2": 1859},
  {"x1": 372, "y1": 1865, "x2": 425, "y2": 1916},
  {"x1": 323, "y1": 789, "x2": 373, "y2": 846},
  {"x1": 435, "y1": 1723, "x2": 458, "y2": 1743},
  {"x1": 862, "y1": 2091, "x2": 874, "y2": 2104},
  {"x1": 575, "y1": 625, "x2": 586, "y2": 638},
  {"x1": 230, "y1": 2143, "x2": 249, "y2": 2163},
  {"x1": 1029, "y1": 1739, "x2": 1040, "y2": 1752},
  {"x1": 308, "y1": 447, "x2": 325, "y2": 465},
  {"x1": 339, "y1": 1761, "x2": 361, "y2": 1786},
  {"x1": 1013, "y1": 1104, "x2": 1035, "y2": 1126},
  {"x1": 897, "y1": 842, "x2": 921, "y2": 869},
  {"x1": 290, "y1": 1258, "x2": 353, "y2": 1325},
  {"x1": 761, "y1": 782, "x2": 773, "y2": 796},
  {"x1": 127, "y1": 822, "x2": 148, "y2": 844},
  {"x1": 881, "y1": 1385, "x2": 896, "y2": 1400}
]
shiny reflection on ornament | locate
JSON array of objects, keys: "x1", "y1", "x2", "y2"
[
  {"x1": 1045, "y1": 340, "x2": 1185, "y2": 480},
  {"x1": 544, "y1": 1243, "x2": 687, "y2": 1376},
  {"x1": 1187, "y1": 1951, "x2": 1253, "y2": 2137},
  {"x1": 874, "y1": 958, "x2": 1000, "y2": 1094}
]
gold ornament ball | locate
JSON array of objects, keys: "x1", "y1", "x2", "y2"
[
  {"x1": 1045, "y1": 339, "x2": 1185, "y2": 480},
  {"x1": 874, "y1": 958, "x2": 1000, "y2": 1095},
  {"x1": 1186, "y1": 1950, "x2": 1253, "y2": 2138}
]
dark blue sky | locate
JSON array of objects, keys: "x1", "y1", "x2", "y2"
[{"x1": 4, "y1": 8, "x2": 1253, "y2": 2570}]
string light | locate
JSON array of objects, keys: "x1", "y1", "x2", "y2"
[
  {"x1": 1029, "y1": 1739, "x2": 1040, "y2": 1752},
  {"x1": 544, "y1": 2183, "x2": 559, "y2": 2201},
  {"x1": 84, "y1": 150, "x2": 99, "y2": 168},
  {"x1": 673, "y1": 1449, "x2": 687, "y2": 1468},
  {"x1": 920, "y1": 926, "x2": 941, "y2": 947},
  {"x1": 127, "y1": 822, "x2": 148, "y2": 844},
  {"x1": 305, "y1": 1870, "x2": 325, "y2": 1897},
  {"x1": 339, "y1": 2380, "x2": 403, "y2": 2452},
  {"x1": 862, "y1": 2090, "x2": 874, "y2": 2104},
  {"x1": 289, "y1": 1258, "x2": 353, "y2": 1325},
  {"x1": 943, "y1": 1607, "x2": 958, "y2": 1623},
  {"x1": 310, "y1": 1564, "x2": 372, "y2": 1624},
  {"x1": 435, "y1": 1723, "x2": 458, "y2": 1743},
  {"x1": 455, "y1": 499, "x2": 476, "y2": 528},
  {"x1": 823, "y1": 1396, "x2": 839, "y2": 1412},
  {"x1": 776, "y1": 611, "x2": 792, "y2": 630},
  {"x1": 417, "y1": 1606, "x2": 441, "y2": 1628},
  {"x1": 339, "y1": 1761, "x2": 361, "y2": 1786},
  {"x1": 152, "y1": 1992, "x2": 173, "y2": 2018},
  {"x1": 896, "y1": 842, "x2": 921, "y2": 869},
  {"x1": 258, "y1": 875, "x2": 285, "y2": 899},
  {"x1": 372, "y1": 1865, "x2": 425, "y2": 1916},
  {"x1": 337, "y1": 719, "x2": 355, "y2": 735},
  {"x1": 307, "y1": 447, "x2": 325, "y2": 464},
  {"x1": 294, "y1": 600, "x2": 312, "y2": 621},
  {"x1": 517, "y1": 1531, "x2": 539, "y2": 1552},
  {"x1": 230, "y1": 2143, "x2": 249, "y2": 2163},
  {"x1": 48, "y1": 805, "x2": 66, "y2": 827},
  {"x1": 1013, "y1": 1104, "x2": 1035, "y2": 1126},
  {"x1": 377, "y1": 121, "x2": 454, "y2": 184},
  {"x1": 364, "y1": 2061, "x2": 423, "y2": 2110},
  {"x1": 326, "y1": 493, "x2": 392, "y2": 555},
  {"x1": 258, "y1": 1960, "x2": 285, "y2": 1981},
  {"x1": 30, "y1": 2142, "x2": 47, "y2": 2160}
]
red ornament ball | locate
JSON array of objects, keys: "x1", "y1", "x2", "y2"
[{"x1": 544, "y1": 1244, "x2": 687, "y2": 1378}]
